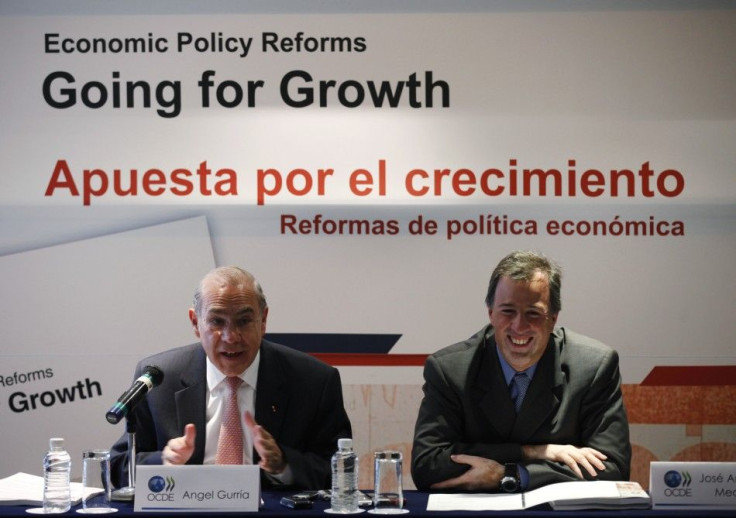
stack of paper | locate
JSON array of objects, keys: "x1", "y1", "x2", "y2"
[{"x1": 525, "y1": 480, "x2": 651, "y2": 510}]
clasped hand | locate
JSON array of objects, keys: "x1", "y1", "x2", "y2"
[
  {"x1": 162, "y1": 411, "x2": 286, "y2": 474},
  {"x1": 430, "y1": 455, "x2": 505, "y2": 490},
  {"x1": 522, "y1": 443, "x2": 607, "y2": 479},
  {"x1": 430, "y1": 443, "x2": 607, "y2": 491}
]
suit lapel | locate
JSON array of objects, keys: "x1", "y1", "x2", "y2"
[
  {"x1": 174, "y1": 345, "x2": 207, "y2": 464},
  {"x1": 254, "y1": 341, "x2": 287, "y2": 441},
  {"x1": 475, "y1": 332, "x2": 517, "y2": 438}
]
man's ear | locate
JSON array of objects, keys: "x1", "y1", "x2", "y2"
[
  {"x1": 188, "y1": 308, "x2": 200, "y2": 337},
  {"x1": 260, "y1": 306, "x2": 269, "y2": 333}
]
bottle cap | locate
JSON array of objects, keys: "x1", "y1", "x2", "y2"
[
  {"x1": 338, "y1": 438, "x2": 353, "y2": 450},
  {"x1": 49, "y1": 438, "x2": 65, "y2": 450}
]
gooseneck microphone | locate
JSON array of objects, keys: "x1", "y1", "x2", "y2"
[{"x1": 106, "y1": 365, "x2": 164, "y2": 424}]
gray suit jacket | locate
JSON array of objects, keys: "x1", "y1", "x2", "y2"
[
  {"x1": 110, "y1": 340, "x2": 351, "y2": 490},
  {"x1": 411, "y1": 325, "x2": 631, "y2": 490}
]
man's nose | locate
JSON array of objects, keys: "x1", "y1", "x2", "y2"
[
  {"x1": 221, "y1": 324, "x2": 242, "y2": 342},
  {"x1": 511, "y1": 313, "x2": 530, "y2": 330}
]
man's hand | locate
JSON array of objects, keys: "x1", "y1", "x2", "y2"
[
  {"x1": 162, "y1": 423, "x2": 196, "y2": 465},
  {"x1": 430, "y1": 454, "x2": 505, "y2": 491},
  {"x1": 244, "y1": 411, "x2": 286, "y2": 474},
  {"x1": 523, "y1": 444, "x2": 607, "y2": 479}
]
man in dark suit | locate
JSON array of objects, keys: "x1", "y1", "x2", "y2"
[
  {"x1": 110, "y1": 266, "x2": 351, "y2": 490},
  {"x1": 411, "y1": 250, "x2": 631, "y2": 491}
]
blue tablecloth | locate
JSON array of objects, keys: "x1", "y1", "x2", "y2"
[{"x1": 1, "y1": 491, "x2": 733, "y2": 517}]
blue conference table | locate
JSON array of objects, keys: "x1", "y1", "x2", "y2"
[{"x1": 1, "y1": 491, "x2": 733, "y2": 517}]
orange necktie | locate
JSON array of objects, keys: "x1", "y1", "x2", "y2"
[{"x1": 215, "y1": 377, "x2": 244, "y2": 464}]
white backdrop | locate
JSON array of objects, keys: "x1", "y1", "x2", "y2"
[{"x1": 1, "y1": 1, "x2": 735, "y2": 480}]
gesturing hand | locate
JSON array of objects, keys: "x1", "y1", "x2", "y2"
[
  {"x1": 245, "y1": 411, "x2": 286, "y2": 474},
  {"x1": 163, "y1": 423, "x2": 196, "y2": 465}
]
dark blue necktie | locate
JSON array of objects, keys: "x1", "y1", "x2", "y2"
[{"x1": 511, "y1": 372, "x2": 531, "y2": 412}]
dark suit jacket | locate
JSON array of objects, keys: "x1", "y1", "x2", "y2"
[
  {"x1": 411, "y1": 325, "x2": 631, "y2": 490},
  {"x1": 110, "y1": 340, "x2": 351, "y2": 490}
]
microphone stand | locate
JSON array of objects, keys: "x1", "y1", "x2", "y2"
[{"x1": 111, "y1": 413, "x2": 137, "y2": 501}]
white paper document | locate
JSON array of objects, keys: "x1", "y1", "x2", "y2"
[
  {"x1": 427, "y1": 480, "x2": 651, "y2": 511},
  {"x1": 427, "y1": 492, "x2": 523, "y2": 512},
  {"x1": 0, "y1": 472, "x2": 98, "y2": 507}
]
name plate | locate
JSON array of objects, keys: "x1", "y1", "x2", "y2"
[
  {"x1": 134, "y1": 465, "x2": 260, "y2": 513},
  {"x1": 650, "y1": 461, "x2": 736, "y2": 510}
]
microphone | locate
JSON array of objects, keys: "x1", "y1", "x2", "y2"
[{"x1": 106, "y1": 365, "x2": 164, "y2": 424}]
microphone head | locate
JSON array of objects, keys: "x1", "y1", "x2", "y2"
[
  {"x1": 106, "y1": 405, "x2": 125, "y2": 425},
  {"x1": 143, "y1": 365, "x2": 164, "y2": 386}
]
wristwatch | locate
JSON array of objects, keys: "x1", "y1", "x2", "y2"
[{"x1": 500, "y1": 463, "x2": 520, "y2": 493}]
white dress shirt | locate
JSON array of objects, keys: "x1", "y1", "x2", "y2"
[{"x1": 203, "y1": 351, "x2": 260, "y2": 464}]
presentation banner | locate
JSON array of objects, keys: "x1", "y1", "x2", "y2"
[{"x1": 1, "y1": 5, "x2": 734, "y2": 483}]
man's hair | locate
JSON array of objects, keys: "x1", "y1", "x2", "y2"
[
  {"x1": 484, "y1": 250, "x2": 562, "y2": 315},
  {"x1": 193, "y1": 266, "x2": 268, "y2": 316}
]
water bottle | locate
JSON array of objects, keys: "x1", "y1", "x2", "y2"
[
  {"x1": 330, "y1": 438, "x2": 358, "y2": 513},
  {"x1": 42, "y1": 437, "x2": 71, "y2": 513}
]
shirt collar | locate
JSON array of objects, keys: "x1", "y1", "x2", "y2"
[
  {"x1": 494, "y1": 339, "x2": 538, "y2": 386},
  {"x1": 206, "y1": 348, "x2": 261, "y2": 391}
]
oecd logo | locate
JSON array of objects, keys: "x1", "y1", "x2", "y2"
[
  {"x1": 147, "y1": 475, "x2": 176, "y2": 502},
  {"x1": 148, "y1": 475, "x2": 175, "y2": 492},
  {"x1": 663, "y1": 470, "x2": 692, "y2": 497},
  {"x1": 664, "y1": 470, "x2": 692, "y2": 488}
]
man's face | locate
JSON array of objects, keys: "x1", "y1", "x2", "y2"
[
  {"x1": 189, "y1": 277, "x2": 268, "y2": 377},
  {"x1": 488, "y1": 271, "x2": 557, "y2": 372}
]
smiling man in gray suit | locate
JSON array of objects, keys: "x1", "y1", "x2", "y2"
[
  {"x1": 411, "y1": 250, "x2": 631, "y2": 491},
  {"x1": 110, "y1": 266, "x2": 351, "y2": 490}
]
